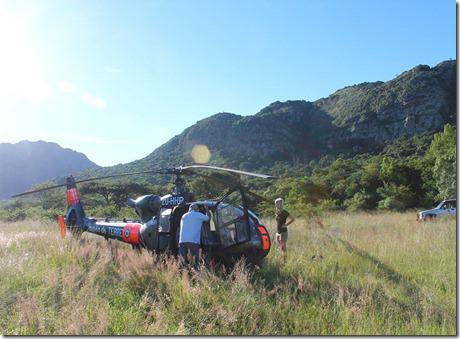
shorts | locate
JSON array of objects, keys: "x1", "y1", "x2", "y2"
[{"x1": 276, "y1": 231, "x2": 288, "y2": 242}]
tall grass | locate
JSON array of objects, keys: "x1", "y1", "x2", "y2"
[{"x1": 0, "y1": 212, "x2": 455, "y2": 335}]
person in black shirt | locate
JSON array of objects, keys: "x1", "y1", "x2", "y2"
[{"x1": 275, "y1": 198, "x2": 294, "y2": 262}]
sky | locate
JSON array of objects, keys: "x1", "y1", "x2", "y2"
[{"x1": 0, "y1": 0, "x2": 456, "y2": 166}]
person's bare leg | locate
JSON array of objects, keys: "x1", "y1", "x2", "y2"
[
  {"x1": 280, "y1": 239, "x2": 287, "y2": 263},
  {"x1": 276, "y1": 233, "x2": 282, "y2": 253},
  {"x1": 283, "y1": 246, "x2": 287, "y2": 263}
]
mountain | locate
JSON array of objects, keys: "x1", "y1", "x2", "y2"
[
  {"x1": 0, "y1": 140, "x2": 98, "y2": 199},
  {"x1": 99, "y1": 60, "x2": 454, "y2": 176}
]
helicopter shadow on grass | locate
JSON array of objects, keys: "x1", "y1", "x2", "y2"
[
  {"x1": 248, "y1": 256, "x2": 338, "y2": 304},
  {"x1": 336, "y1": 238, "x2": 417, "y2": 291},
  {"x1": 245, "y1": 236, "x2": 447, "y2": 326},
  {"x1": 335, "y1": 237, "x2": 447, "y2": 324}
]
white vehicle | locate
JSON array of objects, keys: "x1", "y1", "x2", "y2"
[{"x1": 417, "y1": 199, "x2": 456, "y2": 221}]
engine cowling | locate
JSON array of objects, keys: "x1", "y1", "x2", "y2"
[
  {"x1": 127, "y1": 195, "x2": 161, "y2": 223},
  {"x1": 139, "y1": 218, "x2": 158, "y2": 251}
]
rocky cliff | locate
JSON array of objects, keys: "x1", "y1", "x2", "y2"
[
  {"x1": 123, "y1": 60, "x2": 455, "y2": 172},
  {"x1": 315, "y1": 60, "x2": 456, "y2": 148}
]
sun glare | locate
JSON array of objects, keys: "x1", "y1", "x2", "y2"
[
  {"x1": 191, "y1": 144, "x2": 211, "y2": 164},
  {"x1": 0, "y1": 7, "x2": 49, "y2": 103}
]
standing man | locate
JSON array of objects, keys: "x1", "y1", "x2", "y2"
[
  {"x1": 275, "y1": 198, "x2": 294, "y2": 263},
  {"x1": 178, "y1": 203, "x2": 209, "y2": 267}
]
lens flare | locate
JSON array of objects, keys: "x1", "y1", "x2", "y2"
[{"x1": 191, "y1": 144, "x2": 211, "y2": 164}]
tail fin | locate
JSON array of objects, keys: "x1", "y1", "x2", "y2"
[{"x1": 65, "y1": 175, "x2": 86, "y2": 230}]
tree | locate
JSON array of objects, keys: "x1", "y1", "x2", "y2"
[
  {"x1": 188, "y1": 176, "x2": 223, "y2": 200},
  {"x1": 80, "y1": 181, "x2": 159, "y2": 209},
  {"x1": 426, "y1": 124, "x2": 456, "y2": 200},
  {"x1": 32, "y1": 183, "x2": 66, "y2": 210},
  {"x1": 344, "y1": 190, "x2": 373, "y2": 211},
  {"x1": 377, "y1": 183, "x2": 415, "y2": 211}
]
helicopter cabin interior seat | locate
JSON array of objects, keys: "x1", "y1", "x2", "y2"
[{"x1": 200, "y1": 208, "x2": 220, "y2": 247}]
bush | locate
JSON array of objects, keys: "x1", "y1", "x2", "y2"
[
  {"x1": 377, "y1": 184, "x2": 415, "y2": 211},
  {"x1": 426, "y1": 124, "x2": 456, "y2": 200},
  {"x1": 0, "y1": 208, "x2": 26, "y2": 222},
  {"x1": 316, "y1": 199, "x2": 338, "y2": 211},
  {"x1": 344, "y1": 190, "x2": 373, "y2": 212}
]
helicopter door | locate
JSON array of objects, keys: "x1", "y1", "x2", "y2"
[
  {"x1": 157, "y1": 208, "x2": 172, "y2": 251},
  {"x1": 216, "y1": 191, "x2": 251, "y2": 248},
  {"x1": 171, "y1": 205, "x2": 189, "y2": 249}
]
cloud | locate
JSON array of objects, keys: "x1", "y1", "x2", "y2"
[
  {"x1": 104, "y1": 66, "x2": 122, "y2": 73},
  {"x1": 81, "y1": 92, "x2": 107, "y2": 109},
  {"x1": 58, "y1": 80, "x2": 75, "y2": 93}
]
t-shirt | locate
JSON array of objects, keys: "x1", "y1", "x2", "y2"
[
  {"x1": 276, "y1": 209, "x2": 290, "y2": 233},
  {"x1": 179, "y1": 210, "x2": 209, "y2": 244}
]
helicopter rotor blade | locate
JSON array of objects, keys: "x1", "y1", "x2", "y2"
[
  {"x1": 193, "y1": 172, "x2": 272, "y2": 203},
  {"x1": 72, "y1": 169, "x2": 167, "y2": 185},
  {"x1": 179, "y1": 165, "x2": 277, "y2": 179},
  {"x1": 12, "y1": 164, "x2": 275, "y2": 199},
  {"x1": 11, "y1": 169, "x2": 168, "y2": 198},
  {"x1": 11, "y1": 183, "x2": 69, "y2": 198}
]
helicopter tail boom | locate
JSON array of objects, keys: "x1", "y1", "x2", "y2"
[{"x1": 84, "y1": 221, "x2": 142, "y2": 246}]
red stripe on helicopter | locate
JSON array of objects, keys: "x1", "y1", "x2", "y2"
[
  {"x1": 121, "y1": 224, "x2": 141, "y2": 244},
  {"x1": 67, "y1": 188, "x2": 80, "y2": 205},
  {"x1": 257, "y1": 225, "x2": 270, "y2": 251}
]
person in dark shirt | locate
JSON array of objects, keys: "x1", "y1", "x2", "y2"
[{"x1": 275, "y1": 198, "x2": 294, "y2": 262}]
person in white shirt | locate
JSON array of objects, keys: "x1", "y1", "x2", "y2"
[{"x1": 178, "y1": 203, "x2": 209, "y2": 267}]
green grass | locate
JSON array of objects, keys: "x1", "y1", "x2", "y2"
[{"x1": 0, "y1": 212, "x2": 456, "y2": 335}]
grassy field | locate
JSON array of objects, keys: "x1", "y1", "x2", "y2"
[{"x1": 0, "y1": 212, "x2": 456, "y2": 335}]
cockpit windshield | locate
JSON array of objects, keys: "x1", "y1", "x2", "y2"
[{"x1": 216, "y1": 191, "x2": 250, "y2": 247}]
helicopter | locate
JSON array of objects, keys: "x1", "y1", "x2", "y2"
[{"x1": 12, "y1": 165, "x2": 276, "y2": 266}]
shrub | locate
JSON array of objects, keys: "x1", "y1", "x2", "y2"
[
  {"x1": 426, "y1": 124, "x2": 456, "y2": 200},
  {"x1": 344, "y1": 190, "x2": 373, "y2": 212},
  {"x1": 377, "y1": 184, "x2": 415, "y2": 211},
  {"x1": 0, "y1": 208, "x2": 26, "y2": 222}
]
